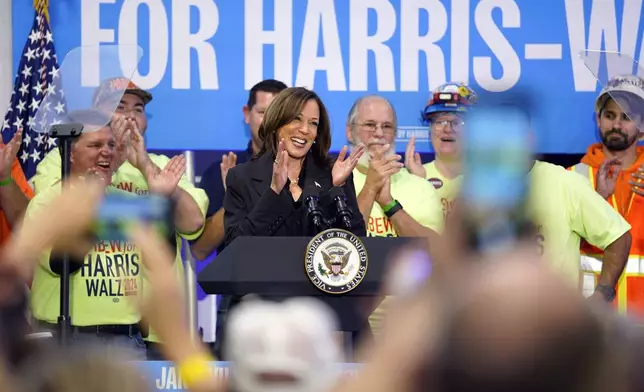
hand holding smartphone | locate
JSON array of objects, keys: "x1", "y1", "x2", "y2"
[
  {"x1": 93, "y1": 194, "x2": 174, "y2": 240},
  {"x1": 460, "y1": 95, "x2": 534, "y2": 255}
]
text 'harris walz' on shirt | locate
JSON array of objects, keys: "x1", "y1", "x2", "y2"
[{"x1": 80, "y1": 240, "x2": 141, "y2": 299}]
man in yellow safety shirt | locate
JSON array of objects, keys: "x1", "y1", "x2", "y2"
[
  {"x1": 346, "y1": 94, "x2": 444, "y2": 335},
  {"x1": 28, "y1": 109, "x2": 147, "y2": 358},
  {"x1": 405, "y1": 82, "x2": 476, "y2": 218},
  {"x1": 31, "y1": 79, "x2": 208, "y2": 359},
  {"x1": 407, "y1": 82, "x2": 632, "y2": 302}
]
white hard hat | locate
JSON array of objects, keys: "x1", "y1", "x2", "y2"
[{"x1": 595, "y1": 75, "x2": 644, "y2": 114}]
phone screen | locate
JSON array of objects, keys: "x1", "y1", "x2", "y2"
[
  {"x1": 94, "y1": 194, "x2": 173, "y2": 240},
  {"x1": 461, "y1": 103, "x2": 533, "y2": 253}
]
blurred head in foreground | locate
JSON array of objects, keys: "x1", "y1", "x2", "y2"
[
  {"x1": 428, "y1": 252, "x2": 625, "y2": 392},
  {"x1": 225, "y1": 297, "x2": 342, "y2": 392}
]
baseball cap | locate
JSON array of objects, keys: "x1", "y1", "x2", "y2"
[
  {"x1": 92, "y1": 77, "x2": 153, "y2": 107},
  {"x1": 423, "y1": 82, "x2": 477, "y2": 120},
  {"x1": 595, "y1": 75, "x2": 644, "y2": 115}
]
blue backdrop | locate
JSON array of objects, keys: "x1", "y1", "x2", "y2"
[
  {"x1": 138, "y1": 361, "x2": 360, "y2": 391},
  {"x1": 11, "y1": 0, "x2": 644, "y2": 153}
]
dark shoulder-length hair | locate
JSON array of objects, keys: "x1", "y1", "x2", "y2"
[{"x1": 257, "y1": 87, "x2": 333, "y2": 167}]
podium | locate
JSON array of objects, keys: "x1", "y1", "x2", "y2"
[{"x1": 197, "y1": 234, "x2": 419, "y2": 333}]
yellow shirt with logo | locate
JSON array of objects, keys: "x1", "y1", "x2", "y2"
[
  {"x1": 526, "y1": 160, "x2": 630, "y2": 285},
  {"x1": 32, "y1": 149, "x2": 209, "y2": 342},
  {"x1": 422, "y1": 161, "x2": 463, "y2": 217},
  {"x1": 352, "y1": 167, "x2": 444, "y2": 237},
  {"x1": 352, "y1": 167, "x2": 444, "y2": 333},
  {"x1": 28, "y1": 184, "x2": 143, "y2": 326},
  {"x1": 418, "y1": 160, "x2": 629, "y2": 284}
]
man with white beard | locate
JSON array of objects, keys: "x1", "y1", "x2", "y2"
[{"x1": 346, "y1": 95, "x2": 444, "y2": 334}]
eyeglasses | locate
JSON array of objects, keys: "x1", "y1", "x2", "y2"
[
  {"x1": 432, "y1": 119, "x2": 466, "y2": 130},
  {"x1": 354, "y1": 122, "x2": 396, "y2": 135}
]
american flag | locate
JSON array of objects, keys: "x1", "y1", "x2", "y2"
[{"x1": 2, "y1": 0, "x2": 65, "y2": 179}]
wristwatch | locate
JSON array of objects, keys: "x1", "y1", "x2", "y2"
[
  {"x1": 595, "y1": 284, "x2": 616, "y2": 302},
  {"x1": 383, "y1": 200, "x2": 403, "y2": 218}
]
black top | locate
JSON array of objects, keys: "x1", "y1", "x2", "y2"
[
  {"x1": 199, "y1": 142, "x2": 254, "y2": 219},
  {"x1": 214, "y1": 150, "x2": 367, "y2": 358},
  {"x1": 222, "y1": 150, "x2": 365, "y2": 241}
]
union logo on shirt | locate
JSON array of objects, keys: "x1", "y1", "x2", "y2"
[
  {"x1": 367, "y1": 216, "x2": 396, "y2": 237},
  {"x1": 112, "y1": 181, "x2": 150, "y2": 195},
  {"x1": 81, "y1": 240, "x2": 141, "y2": 301}
]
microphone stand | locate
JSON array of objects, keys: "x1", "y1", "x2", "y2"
[
  {"x1": 49, "y1": 123, "x2": 84, "y2": 346},
  {"x1": 332, "y1": 189, "x2": 353, "y2": 230},
  {"x1": 305, "y1": 195, "x2": 329, "y2": 235}
]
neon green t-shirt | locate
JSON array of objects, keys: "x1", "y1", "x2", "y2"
[
  {"x1": 422, "y1": 161, "x2": 463, "y2": 218},
  {"x1": 28, "y1": 184, "x2": 143, "y2": 326},
  {"x1": 525, "y1": 161, "x2": 631, "y2": 285},
  {"x1": 419, "y1": 160, "x2": 629, "y2": 285},
  {"x1": 352, "y1": 167, "x2": 444, "y2": 237},
  {"x1": 33, "y1": 149, "x2": 209, "y2": 342},
  {"x1": 352, "y1": 167, "x2": 444, "y2": 334}
]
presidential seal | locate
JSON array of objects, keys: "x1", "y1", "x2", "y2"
[{"x1": 305, "y1": 228, "x2": 368, "y2": 295}]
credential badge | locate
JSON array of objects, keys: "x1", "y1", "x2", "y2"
[{"x1": 305, "y1": 228, "x2": 368, "y2": 295}]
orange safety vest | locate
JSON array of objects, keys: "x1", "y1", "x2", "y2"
[{"x1": 569, "y1": 163, "x2": 644, "y2": 316}]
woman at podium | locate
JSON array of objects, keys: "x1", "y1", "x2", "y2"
[
  {"x1": 217, "y1": 87, "x2": 368, "y2": 358},
  {"x1": 223, "y1": 86, "x2": 366, "y2": 239}
]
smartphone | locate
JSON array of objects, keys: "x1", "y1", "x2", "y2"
[
  {"x1": 460, "y1": 97, "x2": 533, "y2": 254},
  {"x1": 93, "y1": 194, "x2": 174, "y2": 241}
]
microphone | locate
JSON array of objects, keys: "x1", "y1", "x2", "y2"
[
  {"x1": 328, "y1": 187, "x2": 353, "y2": 230},
  {"x1": 305, "y1": 185, "x2": 327, "y2": 233}
]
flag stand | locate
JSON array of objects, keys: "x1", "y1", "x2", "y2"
[{"x1": 49, "y1": 123, "x2": 84, "y2": 346}]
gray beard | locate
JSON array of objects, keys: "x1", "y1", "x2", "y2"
[{"x1": 349, "y1": 143, "x2": 395, "y2": 168}]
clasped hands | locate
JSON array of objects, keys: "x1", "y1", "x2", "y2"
[
  {"x1": 110, "y1": 114, "x2": 186, "y2": 197},
  {"x1": 270, "y1": 138, "x2": 366, "y2": 194},
  {"x1": 364, "y1": 144, "x2": 404, "y2": 206}
]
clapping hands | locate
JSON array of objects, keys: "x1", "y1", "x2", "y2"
[
  {"x1": 365, "y1": 144, "x2": 403, "y2": 205},
  {"x1": 221, "y1": 152, "x2": 237, "y2": 191},
  {"x1": 332, "y1": 144, "x2": 366, "y2": 186},
  {"x1": 112, "y1": 114, "x2": 149, "y2": 172},
  {"x1": 404, "y1": 136, "x2": 426, "y2": 178},
  {"x1": 147, "y1": 155, "x2": 186, "y2": 197},
  {"x1": 596, "y1": 158, "x2": 621, "y2": 199},
  {"x1": 0, "y1": 128, "x2": 23, "y2": 180},
  {"x1": 270, "y1": 139, "x2": 289, "y2": 194}
]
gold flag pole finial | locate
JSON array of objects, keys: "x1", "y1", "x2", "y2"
[{"x1": 33, "y1": 0, "x2": 50, "y2": 23}]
